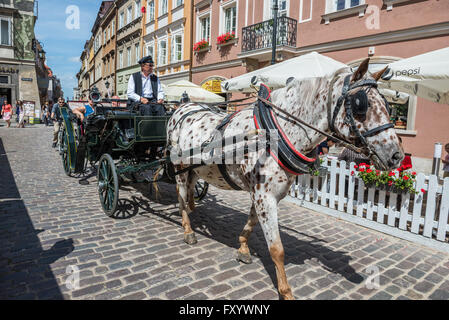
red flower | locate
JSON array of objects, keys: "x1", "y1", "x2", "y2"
[
  {"x1": 388, "y1": 181, "x2": 393, "y2": 186},
  {"x1": 421, "y1": 188, "x2": 426, "y2": 193},
  {"x1": 412, "y1": 172, "x2": 417, "y2": 175},
  {"x1": 403, "y1": 176, "x2": 409, "y2": 180},
  {"x1": 359, "y1": 168, "x2": 365, "y2": 173},
  {"x1": 351, "y1": 171, "x2": 355, "y2": 176},
  {"x1": 141, "y1": 6, "x2": 146, "y2": 13},
  {"x1": 366, "y1": 169, "x2": 373, "y2": 173},
  {"x1": 354, "y1": 165, "x2": 359, "y2": 169},
  {"x1": 388, "y1": 171, "x2": 395, "y2": 177}
]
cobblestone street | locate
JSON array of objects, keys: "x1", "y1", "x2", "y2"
[{"x1": 1, "y1": 122, "x2": 449, "y2": 300}]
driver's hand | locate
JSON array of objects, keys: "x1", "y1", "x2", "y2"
[
  {"x1": 157, "y1": 99, "x2": 164, "y2": 104},
  {"x1": 140, "y1": 97, "x2": 149, "y2": 104}
]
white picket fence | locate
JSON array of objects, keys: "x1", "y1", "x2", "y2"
[{"x1": 287, "y1": 158, "x2": 449, "y2": 250}]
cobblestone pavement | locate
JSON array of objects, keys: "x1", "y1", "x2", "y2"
[{"x1": 1, "y1": 122, "x2": 449, "y2": 300}]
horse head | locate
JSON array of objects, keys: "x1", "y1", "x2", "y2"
[{"x1": 331, "y1": 58, "x2": 404, "y2": 170}]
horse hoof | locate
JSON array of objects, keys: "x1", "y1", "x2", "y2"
[
  {"x1": 184, "y1": 233, "x2": 197, "y2": 245},
  {"x1": 237, "y1": 252, "x2": 252, "y2": 264}
]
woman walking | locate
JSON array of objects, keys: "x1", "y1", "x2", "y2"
[
  {"x1": 42, "y1": 101, "x2": 50, "y2": 126},
  {"x1": 1, "y1": 99, "x2": 13, "y2": 128}
]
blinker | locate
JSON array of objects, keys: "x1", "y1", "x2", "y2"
[{"x1": 349, "y1": 90, "x2": 369, "y2": 115}]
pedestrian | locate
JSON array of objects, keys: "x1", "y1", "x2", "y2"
[
  {"x1": 317, "y1": 138, "x2": 336, "y2": 156},
  {"x1": 17, "y1": 101, "x2": 25, "y2": 128},
  {"x1": 15, "y1": 100, "x2": 21, "y2": 123},
  {"x1": 42, "y1": 101, "x2": 50, "y2": 126},
  {"x1": 1, "y1": 99, "x2": 13, "y2": 128},
  {"x1": 51, "y1": 97, "x2": 66, "y2": 148},
  {"x1": 442, "y1": 143, "x2": 449, "y2": 179}
]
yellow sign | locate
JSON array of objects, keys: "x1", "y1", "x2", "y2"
[{"x1": 202, "y1": 80, "x2": 222, "y2": 94}]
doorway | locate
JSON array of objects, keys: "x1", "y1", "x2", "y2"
[{"x1": 0, "y1": 87, "x2": 12, "y2": 105}]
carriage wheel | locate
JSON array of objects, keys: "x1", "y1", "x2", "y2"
[
  {"x1": 61, "y1": 128, "x2": 72, "y2": 177},
  {"x1": 97, "y1": 153, "x2": 119, "y2": 217},
  {"x1": 194, "y1": 180, "x2": 209, "y2": 202}
]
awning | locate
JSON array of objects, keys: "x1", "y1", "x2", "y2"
[
  {"x1": 165, "y1": 80, "x2": 225, "y2": 103},
  {"x1": 222, "y1": 52, "x2": 348, "y2": 93},
  {"x1": 380, "y1": 47, "x2": 449, "y2": 105}
]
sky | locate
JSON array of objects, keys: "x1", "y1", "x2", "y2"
[{"x1": 35, "y1": 0, "x2": 104, "y2": 99}]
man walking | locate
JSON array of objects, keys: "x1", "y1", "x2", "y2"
[
  {"x1": 51, "y1": 97, "x2": 66, "y2": 148},
  {"x1": 126, "y1": 55, "x2": 165, "y2": 116}
]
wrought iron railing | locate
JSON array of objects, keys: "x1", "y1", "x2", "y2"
[{"x1": 241, "y1": 16, "x2": 297, "y2": 52}]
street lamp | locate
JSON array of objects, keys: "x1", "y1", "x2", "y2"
[
  {"x1": 105, "y1": 80, "x2": 110, "y2": 89},
  {"x1": 271, "y1": 0, "x2": 279, "y2": 65}
]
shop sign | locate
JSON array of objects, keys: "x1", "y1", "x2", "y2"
[
  {"x1": 23, "y1": 100, "x2": 35, "y2": 117},
  {"x1": 21, "y1": 78, "x2": 33, "y2": 82},
  {"x1": 0, "y1": 66, "x2": 19, "y2": 74},
  {"x1": 202, "y1": 80, "x2": 222, "y2": 94}
]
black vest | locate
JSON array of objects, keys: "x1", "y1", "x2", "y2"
[{"x1": 132, "y1": 72, "x2": 158, "y2": 100}]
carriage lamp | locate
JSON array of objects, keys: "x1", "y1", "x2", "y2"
[{"x1": 105, "y1": 80, "x2": 110, "y2": 89}]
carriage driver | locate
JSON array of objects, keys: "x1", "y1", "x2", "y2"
[{"x1": 127, "y1": 55, "x2": 166, "y2": 116}]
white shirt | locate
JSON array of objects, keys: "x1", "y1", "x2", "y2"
[{"x1": 127, "y1": 72, "x2": 165, "y2": 102}]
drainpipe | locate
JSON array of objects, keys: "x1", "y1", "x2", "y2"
[
  {"x1": 189, "y1": 0, "x2": 194, "y2": 82},
  {"x1": 271, "y1": 0, "x2": 278, "y2": 65}
]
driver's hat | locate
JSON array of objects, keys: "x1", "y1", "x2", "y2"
[{"x1": 138, "y1": 55, "x2": 154, "y2": 65}]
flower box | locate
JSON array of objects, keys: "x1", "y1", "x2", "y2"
[
  {"x1": 217, "y1": 32, "x2": 236, "y2": 45},
  {"x1": 217, "y1": 38, "x2": 238, "y2": 48},
  {"x1": 193, "y1": 40, "x2": 210, "y2": 53}
]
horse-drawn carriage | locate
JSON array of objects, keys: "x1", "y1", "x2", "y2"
[{"x1": 59, "y1": 93, "x2": 209, "y2": 216}]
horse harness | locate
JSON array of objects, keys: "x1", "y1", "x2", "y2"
[{"x1": 169, "y1": 71, "x2": 395, "y2": 189}]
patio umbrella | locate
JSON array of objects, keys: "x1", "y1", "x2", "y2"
[
  {"x1": 222, "y1": 51, "x2": 348, "y2": 93},
  {"x1": 380, "y1": 46, "x2": 449, "y2": 105},
  {"x1": 164, "y1": 80, "x2": 225, "y2": 103}
]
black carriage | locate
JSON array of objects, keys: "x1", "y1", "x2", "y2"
[{"x1": 59, "y1": 97, "x2": 208, "y2": 216}]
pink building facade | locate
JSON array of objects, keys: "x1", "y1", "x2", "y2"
[{"x1": 192, "y1": 0, "x2": 449, "y2": 167}]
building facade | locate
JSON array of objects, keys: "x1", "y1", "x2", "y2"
[
  {"x1": 144, "y1": 0, "x2": 193, "y2": 85},
  {"x1": 0, "y1": 0, "x2": 41, "y2": 111},
  {"x1": 101, "y1": 2, "x2": 117, "y2": 97},
  {"x1": 115, "y1": 0, "x2": 144, "y2": 98},
  {"x1": 191, "y1": 0, "x2": 449, "y2": 165}
]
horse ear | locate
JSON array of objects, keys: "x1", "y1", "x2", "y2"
[
  {"x1": 352, "y1": 58, "x2": 370, "y2": 82},
  {"x1": 372, "y1": 66, "x2": 388, "y2": 82}
]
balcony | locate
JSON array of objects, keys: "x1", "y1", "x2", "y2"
[{"x1": 240, "y1": 16, "x2": 297, "y2": 61}]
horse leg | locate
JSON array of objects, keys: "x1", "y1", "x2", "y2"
[
  {"x1": 254, "y1": 195, "x2": 294, "y2": 300},
  {"x1": 176, "y1": 171, "x2": 197, "y2": 245},
  {"x1": 237, "y1": 204, "x2": 258, "y2": 264}
]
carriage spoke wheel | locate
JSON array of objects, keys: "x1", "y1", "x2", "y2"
[
  {"x1": 61, "y1": 128, "x2": 72, "y2": 177},
  {"x1": 97, "y1": 154, "x2": 119, "y2": 217},
  {"x1": 194, "y1": 180, "x2": 209, "y2": 202}
]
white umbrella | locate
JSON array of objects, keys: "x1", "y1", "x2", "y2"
[
  {"x1": 165, "y1": 80, "x2": 225, "y2": 103},
  {"x1": 378, "y1": 88, "x2": 409, "y2": 105},
  {"x1": 222, "y1": 52, "x2": 348, "y2": 93},
  {"x1": 380, "y1": 47, "x2": 449, "y2": 105}
]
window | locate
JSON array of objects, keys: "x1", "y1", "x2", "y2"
[
  {"x1": 264, "y1": 0, "x2": 288, "y2": 19},
  {"x1": 329, "y1": 0, "x2": 361, "y2": 12},
  {"x1": 0, "y1": 17, "x2": 11, "y2": 46},
  {"x1": 112, "y1": 20, "x2": 115, "y2": 35},
  {"x1": 135, "y1": 43, "x2": 140, "y2": 63},
  {"x1": 224, "y1": 6, "x2": 237, "y2": 34},
  {"x1": 200, "y1": 16, "x2": 210, "y2": 41},
  {"x1": 171, "y1": 34, "x2": 182, "y2": 62},
  {"x1": 127, "y1": 47, "x2": 131, "y2": 66},
  {"x1": 135, "y1": 0, "x2": 142, "y2": 18},
  {"x1": 146, "y1": 43, "x2": 154, "y2": 61},
  {"x1": 174, "y1": 0, "x2": 183, "y2": 8},
  {"x1": 160, "y1": 0, "x2": 168, "y2": 16},
  {"x1": 127, "y1": 6, "x2": 133, "y2": 24},
  {"x1": 158, "y1": 39, "x2": 167, "y2": 65},
  {"x1": 0, "y1": 76, "x2": 8, "y2": 84},
  {"x1": 119, "y1": 12, "x2": 124, "y2": 28},
  {"x1": 119, "y1": 50, "x2": 124, "y2": 68},
  {"x1": 148, "y1": 1, "x2": 155, "y2": 21},
  {"x1": 104, "y1": 30, "x2": 107, "y2": 44}
]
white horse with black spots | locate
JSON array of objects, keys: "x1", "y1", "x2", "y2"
[{"x1": 166, "y1": 58, "x2": 404, "y2": 300}]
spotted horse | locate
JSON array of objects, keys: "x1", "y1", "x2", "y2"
[{"x1": 166, "y1": 58, "x2": 404, "y2": 300}]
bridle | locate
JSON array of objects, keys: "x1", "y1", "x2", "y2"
[{"x1": 327, "y1": 72, "x2": 394, "y2": 169}]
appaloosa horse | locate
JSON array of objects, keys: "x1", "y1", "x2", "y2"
[{"x1": 166, "y1": 58, "x2": 404, "y2": 300}]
